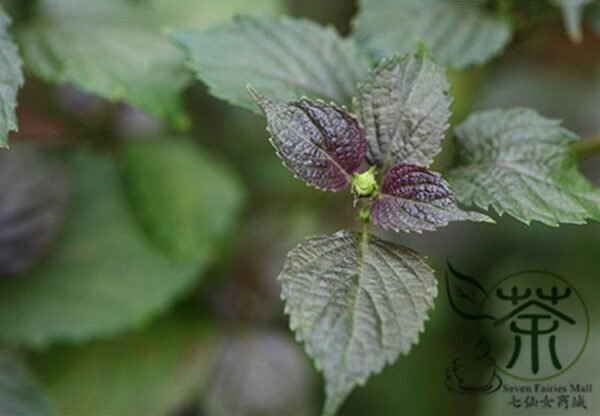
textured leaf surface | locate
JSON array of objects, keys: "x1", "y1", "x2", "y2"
[
  {"x1": 552, "y1": 0, "x2": 592, "y2": 42},
  {"x1": 17, "y1": 0, "x2": 206, "y2": 128},
  {"x1": 205, "y1": 330, "x2": 314, "y2": 416},
  {"x1": 280, "y1": 230, "x2": 437, "y2": 414},
  {"x1": 171, "y1": 15, "x2": 369, "y2": 112},
  {"x1": 352, "y1": 0, "x2": 512, "y2": 68},
  {"x1": 0, "y1": 8, "x2": 23, "y2": 148},
  {"x1": 353, "y1": 55, "x2": 451, "y2": 168},
  {"x1": 250, "y1": 90, "x2": 367, "y2": 191},
  {"x1": 120, "y1": 138, "x2": 244, "y2": 260},
  {"x1": 34, "y1": 309, "x2": 215, "y2": 415},
  {"x1": 448, "y1": 108, "x2": 600, "y2": 226},
  {"x1": 371, "y1": 164, "x2": 491, "y2": 233},
  {"x1": 0, "y1": 146, "x2": 68, "y2": 276},
  {"x1": 0, "y1": 151, "x2": 206, "y2": 347},
  {"x1": 0, "y1": 351, "x2": 52, "y2": 415}
]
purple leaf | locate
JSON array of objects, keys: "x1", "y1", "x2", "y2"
[
  {"x1": 371, "y1": 164, "x2": 492, "y2": 232},
  {"x1": 248, "y1": 86, "x2": 367, "y2": 191}
]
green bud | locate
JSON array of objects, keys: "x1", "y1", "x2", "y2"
[{"x1": 352, "y1": 168, "x2": 378, "y2": 197}]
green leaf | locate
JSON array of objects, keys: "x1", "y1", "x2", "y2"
[
  {"x1": 352, "y1": 0, "x2": 512, "y2": 68},
  {"x1": 0, "y1": 150, "x2": 207, "y2": 347},
  {"x1": 33, "y1": 308, "x2": 215, "y2": 415},
  {"x1": 448, "y1": 108, "x2": 600, "y2": 226},
  {"x1": 148, "y1": 0, "x2": 286, "y2": 28},
  {"x1": 17, "y1": 0, "x2": 201, "y2": 129},
  {"x1": 119, "y1": 138, "x2": 245, "y2": 260},
  {"x1": 353, "y1": 54, "x2": 451, "y2": 168},
  {"x1": 0, "y1": 351, "x2": 53, "y2": 415},
  {"x1": 0, "y1": 7, "x2": 23, "y2": 148},
  {"x1": 280, "y1": 230, "x2": 437, "y2": 415},
  {"x1": 371, "y1": 164, "x2": 492, "y2": 233},
  {"x1": 552, "y1": 0, "x2": 592, "y2": 42},
  {"x1": 204, "y1": 330, "x2": 315, "y2": 416},
  {"x1": 170, "y1": 15, "x2": 370, "y2": 113}
]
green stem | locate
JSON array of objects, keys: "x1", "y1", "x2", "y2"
[
  {"x1": 360, "y1": 220, "x2": 370, "y2": 248},
  {"x1": 574, "y1": 136, "x2": 600, "y2": 158}
]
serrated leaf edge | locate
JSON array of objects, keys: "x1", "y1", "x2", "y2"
[
  {"x1": 372, "y1": 206, "x2": 494, "y2": 234},
  {"x1": 169, "y1": 14, "x2": 368, "y2": 114},
  {"x1": 352, "y1": 53, "x2": 453, "y2": 169},
  {"x1": 278, "y1": 230, "x2": 439, "y2": 413},
  {"x1": 450, "y1": 107, "x2": 599, "y2": 227},
  {"x1": 350, "y1": 0, "x2": 513, "y2": 69},
  {"x1": 249, "y1": 86, "x2": 366, "y2": 192},
  {"x1": 0, "y1": 9, "x2": 24, "y2": 148}
]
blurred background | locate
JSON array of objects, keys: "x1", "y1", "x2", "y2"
[{"x1": 0, "y1": 0, "x2": 598, "y2": 415}]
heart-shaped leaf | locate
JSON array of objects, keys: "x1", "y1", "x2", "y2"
[
  {"x1": 371, "y1": 164, "x2": 492, "y2": 233},
  {"x1": 353, "y1": 55, "x2": 451, "y2": 169},
  {"x1": 249, "y1": 88, "x2": 367, "y2": 191},
  {"x1": 280, "y1": 230, "x2": 437, "y2": 415}
]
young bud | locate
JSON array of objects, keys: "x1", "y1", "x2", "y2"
[{"x1": 351, "y1": 167, "x2": 378, "y2": 197}]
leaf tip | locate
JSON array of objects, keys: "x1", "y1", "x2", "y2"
[
  {"x1": 472, "y1": 212, "x2": 495, "y2": 224},
  {"x1": 245, "y1": 83, "x2": 258, "y2": 96},
  {"x1": 246, "y1": 84, "x2": 270, "y2": 112}
]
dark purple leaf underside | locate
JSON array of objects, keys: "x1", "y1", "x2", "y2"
[
  {"x1": 249, "y1": 87, "x2": 367, "y2": 191},
  {"x1": 371, "y1": 163, "x2": 488, "y2": 232}
]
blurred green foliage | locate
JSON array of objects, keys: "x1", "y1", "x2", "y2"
[{"x1": 0, "y1": 0, "x2": 598, "y2": 415}]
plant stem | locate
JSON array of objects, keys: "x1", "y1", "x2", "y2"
[
  {"x1": 574, "y1": 136, "x2": 600, "y2": 158},
  {"x1": 360, "y1": 220, "x2": 370, "y2": 248}
]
